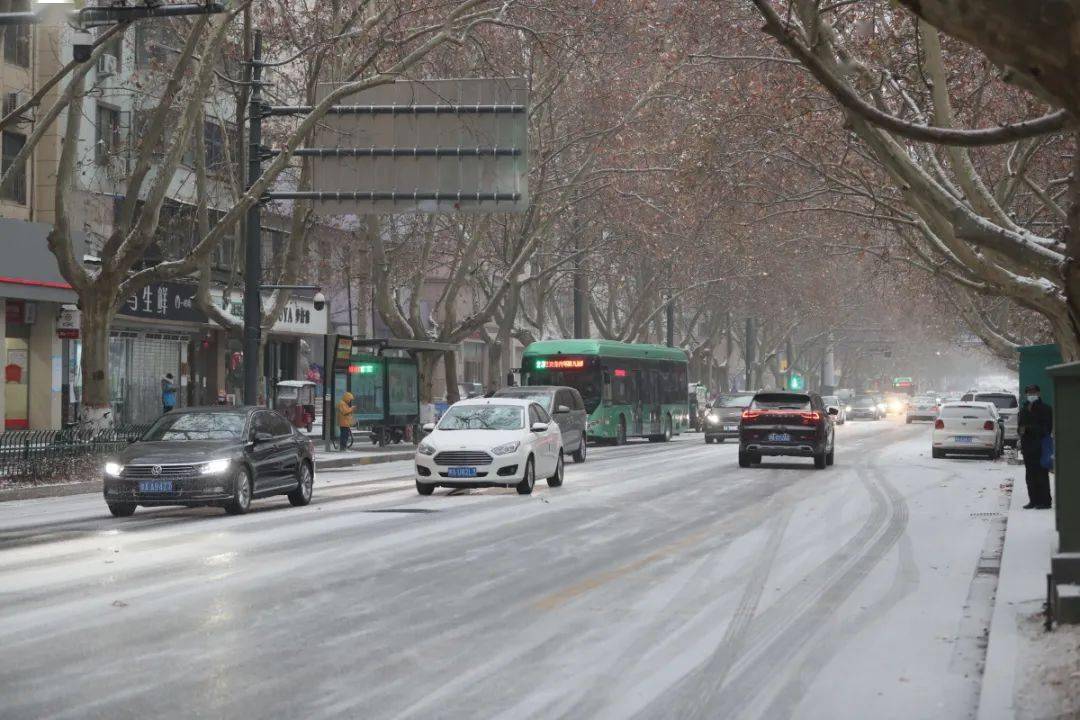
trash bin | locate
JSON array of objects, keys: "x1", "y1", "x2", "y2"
[{"x1": 1049, "y1": 361, "x2": 1080, "y2": 551}]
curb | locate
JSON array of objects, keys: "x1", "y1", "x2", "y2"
[{"x1": 0, "y1": 451, "x2": 414, "y2": 503}]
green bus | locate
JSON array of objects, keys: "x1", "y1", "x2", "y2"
[{"x1": 521, "y1": 339, "x2": 690, "y2": 444}]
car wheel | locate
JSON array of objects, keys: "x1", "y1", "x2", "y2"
[
  {"x1": 416, "y1": 480, "x2": 435, "y2": 496},
  {"x1": 715, "y1": 437, "x2": 725, "y2": 444},
  {"x1": 107, "y1": 501, "x2": 136, "y2": 517},
  {"x1": 826, "y1": 448, "x2": 835, "y2": 466},
  {"x1": 615, "y1": 417, "x2": 627, "y2": 446},
  {"x1": 932, "y1": 448, "x2": 944, "y2": 459},
  {"x1": 517, "y1": 457, "x2": 536, "y2": 495},
  {"x1": 738, "y1": 450, "x2": 751, "y2": 468},
  {"x1": 288, "y1": 461, "x2": 314, "y2": 506},
  {"x1": 705, "y1": 436, "x2": 713, "y2": 445},
  {"x1": 814, "y1": 451, "x2": 827, "y2": 469},
  {"x1": 547, "y1": 452, "x2": 564, "y2": 488},
  {"x1": 750, "y1": 453, "x2": 762, "y2": 465},
  {"x1": 572, "y1": 437, "x2": 587, "y2": 463},
  {"x1": 224, "y1": 466, "x2": 252, "y2": 515}
]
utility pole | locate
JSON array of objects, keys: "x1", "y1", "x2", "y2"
[
  {"x1": 785, "y1": 337, "x2": 794, "y2": 389},
  {"x1": 572, "y1": 225, "x2": 588, "y2": 338},
  {"x1": 665, "y1": 293, "x2": 675, "y2": 347},
  {"x1": 242, "y1": 30, "x2": 264, "y2": 406}
]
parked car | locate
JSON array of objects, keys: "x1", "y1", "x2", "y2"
[
  {"x1": 738, "y1": 391, "x2": 837, "y2": 469},
  {"x1": 103, "y1": 407, "x2": 315, "y2": 517},
  {"x1": 821, "y1": 395, "x2": 846, "y2": 425},
  {"x1": 848, "y1": 395, "x2": 884, "y2": 420},
  {"x1": 415, "y1": 398, "x2": 563, "y2": 495},
  {"x1": 969, "y1": 392, "x2": 1019, "y2": 447},
  {"x1": 493, "y1": 385, "x2": 588, "y2": 462},
  {"x1": 932, "y1": 402, "x2": 1004, "y2": 459},
  {"x1": 906, "y1": 395, "x2": 941, "y2": 423},
  {"x1": 704, "y1": 393, "x2": 756, "y2": 443}
]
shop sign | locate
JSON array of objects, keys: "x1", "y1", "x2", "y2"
[
  {"x1": 57, "y1": 305, "x2": 80, "y2": 339},
  {"x1": 119, "y1": 282, "x2": 208, "y2": 324},
  {"x1": 211, "y1": 289, "x2": 328, "y2": 335}
]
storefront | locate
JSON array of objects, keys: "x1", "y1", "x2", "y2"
[{"x1": 0, "y1": 219, "x2": 82, "y2": 431}]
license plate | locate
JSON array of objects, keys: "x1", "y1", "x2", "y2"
[
  {"x1": 768, "y1": 433, "x2": 792, "y2": 443},
  {"x1": 954, "y1": 436, "x2": 974, "y2": 444},
  {"x1": 447, "y1": 467, "x2": 477, "y2": 478},
  {"x1": 138, "y1": 480, "x2": 173, "y2": 493},
  {"x1": 724, "y1": 425, "x2": 738, "y2": 431}
]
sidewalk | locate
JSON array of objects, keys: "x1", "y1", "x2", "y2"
[
  {"x1": 0, "y1": 443, "x2": 414, "y2": 503},
  {"x1": 977, "y1": 479, "x2": 1071, "y2": 719}
]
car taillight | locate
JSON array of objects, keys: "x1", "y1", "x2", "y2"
[
  {"x1": 742, "y1": 409, "x2": 762, "y2": 421},
  {"x1": 983, "y1": 421, "x2": 995, "y2": 431},
  {"x1": 801, "y1": 411, "x2": 821, "y2": 425},
  {"x1": 934, "y1": 419, "x2": 944, "y2": 429}
]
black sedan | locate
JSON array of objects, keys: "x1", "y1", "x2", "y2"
[{"x1": 103, "y1": 406, "x2": 315, "y2": 517}]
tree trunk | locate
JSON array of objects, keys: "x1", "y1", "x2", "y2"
[
  {"x1": 418, "y1": 353, "x2": 439, "y2": 405},
  {"x1": 444, "y1": 350, "x2": 461, "y2": 404},
  {"x1": 79, "y1": 298, "x2": 114, "y2": 429}
]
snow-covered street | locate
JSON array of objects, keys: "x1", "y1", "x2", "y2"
[{"x1": 0, "y1": 419, "x2": 1018, "y2": 720}]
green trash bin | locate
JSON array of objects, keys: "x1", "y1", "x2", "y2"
[{"x1": 1049, "y1": 361, "x2": 1080, "y2": 552}]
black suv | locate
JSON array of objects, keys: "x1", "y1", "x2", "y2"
[
  {"x1": 103, "y1": 406, "x2": 316, "y2": 516},
  {"x1": 492, "y1": 385, "x2": 589, "y2": 462},
  {"x1": 738, "y1": 391, "x2": 837, "y2": 469}
]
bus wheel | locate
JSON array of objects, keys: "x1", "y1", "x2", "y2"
[
  {"x1": 615, "y1": 417, "x2": 627, "y2": 446},
  {"x1": 662, "y1": 415, "x2": 672, "y2": 442}
]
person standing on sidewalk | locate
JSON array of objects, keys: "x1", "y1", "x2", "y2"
[
  {"x1": 1018, "y1": 383, "x2": 1053, "y2": 509},
  {"x1": 161, "y1": 374, "x2": 177, "y2": 414},
  {"x1": 337, "y1": 392, "x2": 355, "y2": 451}
]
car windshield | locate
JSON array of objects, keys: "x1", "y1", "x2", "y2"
[
  {"x1": 143, "y1": 412, "x2": 247, "y2": 441},
  {"x1": 941, "y1": 405, "x2": 991, "y2": 419},
  {"x1": 975, "y1": 394, "x2": 1018, "y2": 410},
  {"x1": 913, "y1": 396, "x2": 936, "y2": 404},
  {"x1": 822, "y1": 396, "x2": 839, "y2": 406},
  {"x1": 439, "y1": 405, "x2": 524, "y2": 431},
  {"x1": 853, "y1": 397, "x2": 876, "y2": 407},
  {"x1": 717, "y1": 395, "x2": 755, "y2": 408},
  {"x1": 751, "y1": 393, "x2": 812, "y2": 410}
]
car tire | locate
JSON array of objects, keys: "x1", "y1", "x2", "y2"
[
  {"x1": 224, "y1": 466, "x2": 252, "y2": 515},
  {"x1": 814, "y1": 451, "x2": 827, "y2": 469},
  {"x1": 287, "y1": 461, "x2": 314, "y2": 506},
  {"x1": 826, "y1": 448, "x2": 835, "y2": 466},
  {"x1": 107, "y1": 501, "x2": 136, "y2": 517},
  {"x1": 547, "y1": 452, "x2": 564, "y2": 488},
  {"x1": 416, "y1": 480, "x2": 434, "y2": 496},
  {"x1": 615, "y1": 417, "x2": 627, "y2": 446},
  {"x1": 572, "y1": 437, "x2": 587, "y2": 463},
  {"x1": 932, "y1": 448, "x2": 945, "y2": 459},
  {"x1": 705, "y1": 436, "x2": 713, "y2": 444},
  {"x1": 517, "y1": 457, "x2": 536, "y2": 495},
  {"x1": 716, "y1": 437, "x2": 725, "y2": 444},
  {"x1": 738, "y1": 450, "x2": 751, "y2": 468},
  {"x1": 750, "y1": 453, "x2": 762, "y2": 465}
]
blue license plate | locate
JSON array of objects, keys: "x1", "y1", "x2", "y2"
[
  {"x1": 447, "y1": 467, "x2": 477, "y2": 478},
  {"x1": 139, "y1": 480, "x2": 173, "y2": 493},
  {"x1": 954, "y1": 436, "x2": 974, "y2": 444},
  {"x1": 768, "y1": 433, "x2": 792, "y2": 443}
]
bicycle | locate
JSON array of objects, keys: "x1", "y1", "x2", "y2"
[{"x1": 330, "y1": 424, "x2": 356, "y2": 451}]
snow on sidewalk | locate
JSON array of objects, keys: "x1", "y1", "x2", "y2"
[{"x1": 977, "y1": 480, "x2": 1063, "y2": 720}]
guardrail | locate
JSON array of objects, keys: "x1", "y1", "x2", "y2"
[{"x1": 0, "y1": 425, "x2": 150, "y2": 482}]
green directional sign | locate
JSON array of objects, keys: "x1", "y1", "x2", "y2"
[{"x1": 788, "y1": 372, "x2": 805, "y2": 391}]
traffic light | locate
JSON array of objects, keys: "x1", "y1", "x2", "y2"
[{"x1": 788, "y1": 372, "x2": 805, "y2": 391}]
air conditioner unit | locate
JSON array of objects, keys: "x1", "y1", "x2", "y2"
[
  {"x1": 97, "y1": 54, "x2": 118, "y2": 78},
  {"x1": 2, "y1": 92, "x2": 29, "y2": 123}
]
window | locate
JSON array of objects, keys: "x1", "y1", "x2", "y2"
[
  {"x1": 555, "y1": 390, "x2": 572, "y2": 413},
  {"x1": 463, "y1": 342, "x2": 484, "y2": 384},
  {"x1": 533, "y1": 404, "x2": 551, "y2": 424},
  {"x1": 204, "y1": 120, "x2": 225, "y2": 170},
  {"x1": 96, "y1": 104, "x2": 122, "y2": 165},
  {"x1": 143, "y1": 412, "x2": 247, "y2": 441},
  {"x1": 268, "y1": 412, "x2": 293, "y2": 437},
  {"x1": 438, "y1": 405, "x2": 523, "y2": 431},
  {"x1": 1, "y1": 131, "x2": 26, "y2": 204},
  {"x1": 254, "y1": 411, "x2": 276, "y2": 437},
  {"x1": 99, "y1": 26, "x2": 122, "y2": 70},
  {"x1": 3, "y1": 1, "x2": 30, "y2": 67}
]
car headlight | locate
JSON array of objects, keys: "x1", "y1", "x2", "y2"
[
  {"x1": 200, "y1": 458, "x2": 232, "y2": 475},
  {"x1": 844, "y1": 406, "x2": 852, "y2": 413},
  {"x1": 105, "y1": 462, "x2": 123, "y2": 478},
  {"x1": 707, "y1": 413, "x2": 720, "y2": 424},
  {"x1": 417, "y1": 442, "x2": 436, "y2": 456},
  {"x1": 491, "y1": 441, "x2": 520, "y2": 456}
]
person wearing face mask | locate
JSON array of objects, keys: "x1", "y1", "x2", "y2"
[{"x1": 1017, "y1": 384, "x2": 1053, "y2": 509}]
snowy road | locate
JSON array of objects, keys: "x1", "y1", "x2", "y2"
[{"x1": 0, "y1": 419, "x2": 1016, "y2": 720}]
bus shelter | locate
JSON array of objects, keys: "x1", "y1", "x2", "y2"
[{"x1": 323, "y1": 336, "x2": 457, "y2": 449}]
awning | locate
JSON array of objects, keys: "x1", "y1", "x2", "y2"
[{"x1": 0, "y1": 220, "x2": 86, "y2": 304}]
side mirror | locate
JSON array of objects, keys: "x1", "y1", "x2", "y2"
[
  {"x1": 253, "y1": 431, "x2": 274, "y2": 443},
  {"x1": 827, "y1": 406, "x2": 839, "y2": 416},
  {"x1": 556, "y1": 404, "x2": 571, "y2": 414},
  {"x1": 422, "y1": 422, "x2": 436, "y2": 433},
  {"x1": 531, "y1": 422, "x2": 549, "y2": 433}
]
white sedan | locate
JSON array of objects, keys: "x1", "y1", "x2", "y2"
[
  {"x1": 932, "y1": 402, "x2": 1003, "y2": 459},
  {"x1": 415, "y1": 398, "x2": 564, "y2": 496}
]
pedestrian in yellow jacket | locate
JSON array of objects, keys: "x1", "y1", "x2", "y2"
[{"x1": 337, "y1": 392, "x2": 354, "y2": 451}]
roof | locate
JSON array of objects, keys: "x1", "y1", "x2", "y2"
[
  {"x1": 494, "y1": 386, "x2": 559, "y2": 394},
  {"x1": 277, "y1": 380, "x2": 315, "y2": 387},
  {"x1": 168, "y1": 405, "x2": 262, "y2": 414},
  {"x1": 453, "y1": 397, "x2": 537, "y2": 407},
  {"x1": 522, "y1": 339, "x2": 688, "y2": 363}
]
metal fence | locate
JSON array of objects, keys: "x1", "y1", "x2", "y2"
[{"x1": 0, "y1": 424, "x2": 150, "y2": 482}]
